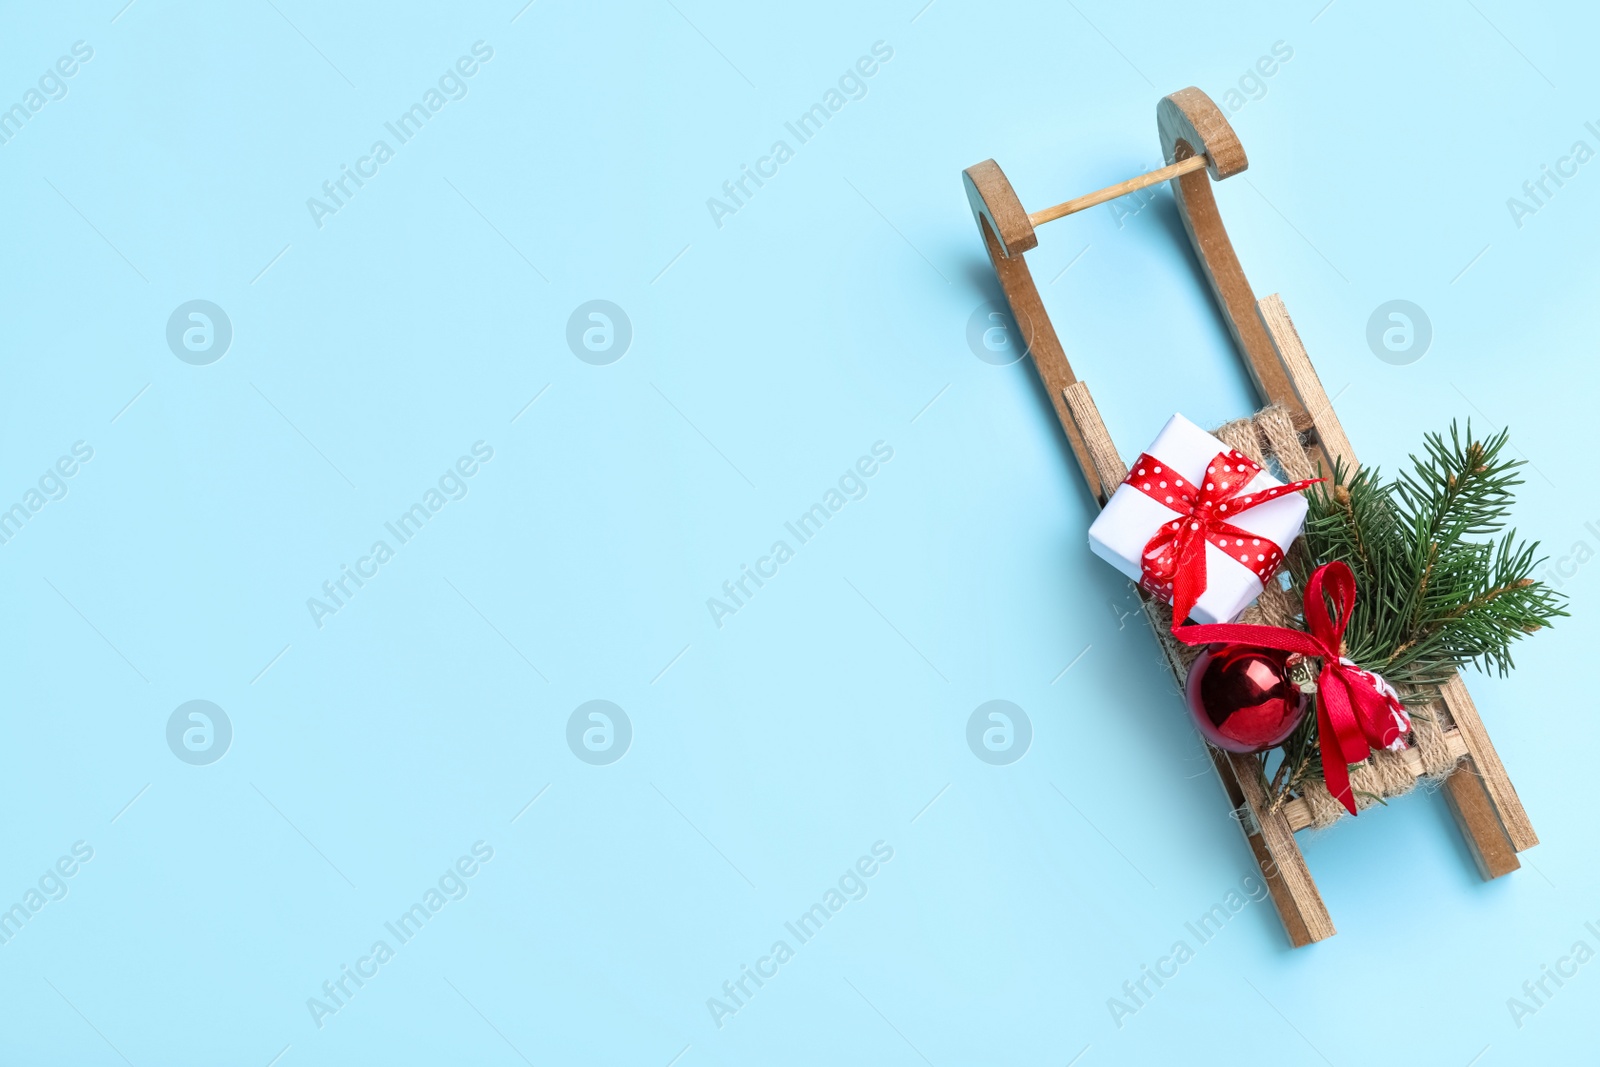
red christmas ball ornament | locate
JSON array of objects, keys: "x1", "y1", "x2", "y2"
[{"x1": 1185, "y1": 644, "x2": 1309, "y2": 753}]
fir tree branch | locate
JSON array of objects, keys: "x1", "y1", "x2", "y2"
[{"x1": 1275, "y1": 420, "x2": 1567, "y2": 788}]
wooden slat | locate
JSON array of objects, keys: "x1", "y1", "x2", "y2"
[
  {"x1": 1129, "y1": 597, "x2": 1330, "y2": 945},
  {"x1": 1256, "y1": 294, "x2": 1357, "y2": 470},
  {"x1": 1255, "y1": 293, "x2": 1535, "y2": 874},
  {"x1": 1139, "y1": 596, "x2": 1185, "y2": 676},
  {"x1": 1074, "y1": 377, "x2": 1329, "y2": 942},
  {"x1": 1204, "y1": 746, "x2": 1327, "y2": 947},
  {"x1": 1439, "y1": 675, "x2": 1538, "y2": 851},
  {"x1": 1280, "y1": 730, "x2": 1469, "y2": 832},
  {"x1": 1443, "y1": 761, "x2": 1521, "y2": 878},
  {"x1": 1062, "y1": 382, "x2": 1126, "y2": 501},
  {"x1": 1225, "y1": 750, "x2": 1335, "y2": 945}
]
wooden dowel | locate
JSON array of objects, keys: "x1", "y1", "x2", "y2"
[{"x1": 1027, "y1": 154, "x2": 1209, "y2": 228}]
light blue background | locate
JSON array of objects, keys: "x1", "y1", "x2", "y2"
[{"x1": 0, "y1": 1, "x2": 1594, "y2": 1063}]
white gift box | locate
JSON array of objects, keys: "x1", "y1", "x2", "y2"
[{"x1": 1086, "y1": 413, "x2": 1309, "y2": 625}]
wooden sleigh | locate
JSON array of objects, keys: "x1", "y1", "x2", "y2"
[{"x1": 962, "y1": 87, "x2": 1536, "y2": 946}]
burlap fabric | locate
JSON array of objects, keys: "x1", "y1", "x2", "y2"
[{"x1": 1143, "y1": 405, "x2": 1463, "y2": 828}]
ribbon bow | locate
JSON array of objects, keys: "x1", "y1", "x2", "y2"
[
  {"x1": 1121, "y1": 448, "x2": 1320, "y2": 627},
  {"x1": 1172, "y1": 560, "x2": 1412, "y2": 816}
]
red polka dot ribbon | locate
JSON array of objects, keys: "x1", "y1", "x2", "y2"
[{"x1": 1121, "y1": 448, "x2": 1321, "y2": 627}]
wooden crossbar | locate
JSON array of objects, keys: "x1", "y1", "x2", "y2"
[
  {"x1": 1280, "y1": 730, "x2": 1470, "y2": 832},
  {"x1": 1027, "y1": 155, "x2": 1209, "y2": 227}
]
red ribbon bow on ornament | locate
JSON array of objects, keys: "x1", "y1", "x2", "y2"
[
  {"x1": 1121, "y1": 449, "x2": 1321, "y2": 627},
  {"x1": 1172, "y1": 560, "x2": 1412, "y2": 816}
]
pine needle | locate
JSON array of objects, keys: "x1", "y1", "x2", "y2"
[{"x1": 1262, "y1": 421, "x2": 1565, "y2": 807}]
